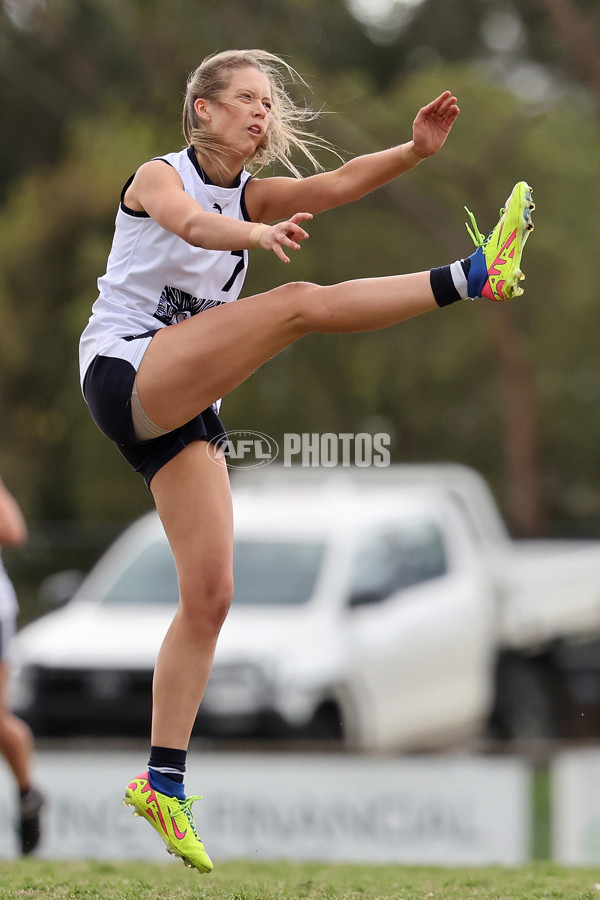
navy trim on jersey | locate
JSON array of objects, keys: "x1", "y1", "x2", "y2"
[
  {"x1": 185, "y1": 145, "x2": 253, "y2": 199},
  {"x1": 120, "y1": 173, "x2": 150, "y2": 218},
  {"x1": 119, "y1": 160, "x2": 175, "y2": 217},
  {"x1": 123, "y1": 330, "x2": 159, "y2": 342},
  {"x1": 186, "y1": 145, "x2": 236, "y2": 185},
  {"x1": 120, "y1": 149, "x2": 253, "y2": 222},
  {"x1": 240, "y1": 180, "x2": 252, "y2": 222},
  {"x1": 185, "y1": 146, "x2": 253, "y2": 221}
]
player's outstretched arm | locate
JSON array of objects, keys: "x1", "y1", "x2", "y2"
[{"x1": 247, "y1": 91, "x2": 460, "y2": 224}]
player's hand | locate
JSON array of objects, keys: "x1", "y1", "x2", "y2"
[
  {"x1": 411, "y1": 91, "x2": 460, "y2": 159},
  {"x1": 259, "y1": 213, "x2": 312, "y2": 263}
]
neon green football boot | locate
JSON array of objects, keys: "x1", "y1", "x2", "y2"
[
  {"x1": 464, "y1": 181, "x2": 535, "y2": 301},
  {"x1": 123, "y1": 772, "x2": 213, "y2": 873}
]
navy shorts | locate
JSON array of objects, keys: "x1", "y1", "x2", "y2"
[{"x1": 82, "y1": 335, "x2": 226, "y2": 488}]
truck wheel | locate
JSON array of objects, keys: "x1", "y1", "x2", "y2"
[
  {"x1": 490, "y1": 654, "x2": 557, "y2": 741},
  {"x1": 307, "y1": 701, "x2": 344, "y2": 741}
]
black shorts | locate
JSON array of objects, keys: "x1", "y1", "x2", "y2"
[{"x1": 82, "y1": 337, "x2": 226, "y2": 488}]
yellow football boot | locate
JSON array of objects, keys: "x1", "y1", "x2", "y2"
[
  {"x1": 123, "y1": 772, "x2": 213, "y2": 873},
  {"x1": 465, "y1": 181, "x2": 535, "y2": 301}
]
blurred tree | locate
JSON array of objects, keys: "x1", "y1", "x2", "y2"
[
  {"x1": 349, "y1": 0, "x2": 600, "y2": 103},
  {"x1": 0, "y1": 0, "x2": 383, "y2": 199},
  {"x1": 533, "y1": 0, "x2": 600, "y2": 102},
  {"x1": 0, "y1": 109, "x2": 166, "y2": 522},
  {"x1": 0, "y1": 0, "x2": 598, "y2": 546}
]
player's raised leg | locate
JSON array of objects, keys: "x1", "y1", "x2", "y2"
[{"x1": 134, "y1": 181, "x2": 535, "y2": 436}]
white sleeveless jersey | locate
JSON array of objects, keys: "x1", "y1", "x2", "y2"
[
  {"x1": 0, "y1": 553, "x2": 18, "y2": 617},
  {"x1": 79, "y1": 147, "x2": 253, "y2": 386}
]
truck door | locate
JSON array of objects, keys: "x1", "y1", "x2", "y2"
[{"x1": 345, "y1": 518, "x2": 495, "y2": 751}]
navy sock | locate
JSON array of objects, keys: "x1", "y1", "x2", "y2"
[
  {"x1": 148, "y1": 746, "x2": 187, "y2": 800},
  {"x1": 430, "y1": 258, "x2": 471, "y2": 307}
]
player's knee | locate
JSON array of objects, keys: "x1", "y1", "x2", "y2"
[
  {"x1": 179, "y1": 574, "x2": 233, "y2": 636},
  {"x1": 273, "y1": 281, "x2": 325, "y2": 331},
  {"x1": 289, "y1": 281, "x2": 342, "y2": 331},
  {"x1": 0, "y1": 712, "x2": 15, "y2": 742}
]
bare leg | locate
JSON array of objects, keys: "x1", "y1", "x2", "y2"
[
  {"x1": 0, "y1": 663, "x2": 34, "y2": 790},
  {"x1": 136, "y1": 271, "x2": 436, "y2": 431},
  {"x1": 149, "y1": 442, "x2": 234, "y2": 749}
]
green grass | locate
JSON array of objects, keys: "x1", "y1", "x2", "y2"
[{"x1": 1, "y1": 860, "x2": 600, "y2": 900}]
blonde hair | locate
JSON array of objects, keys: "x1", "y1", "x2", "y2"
[{"x1": 182, "y1": 49, "x2": 328, "y2": 176}]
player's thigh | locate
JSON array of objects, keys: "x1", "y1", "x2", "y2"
[{"x1": 137, "y1": 282, "x2": 320, "y2": 393}]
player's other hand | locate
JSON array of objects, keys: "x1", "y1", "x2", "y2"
[
  {"x1": 260, "y1": 213, "x2": 312, "y2": 263},
  {"x1": 411, "y1": 91, "x2": 460, "y2": 159}
]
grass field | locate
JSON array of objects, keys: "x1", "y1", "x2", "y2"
[{"x1": 2, "y1": 859, "x2": 600, "y2": 900}]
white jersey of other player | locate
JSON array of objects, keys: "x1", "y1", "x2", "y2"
[{"x1": 0, "y1": 553, "x2": 18, "y2": 618}]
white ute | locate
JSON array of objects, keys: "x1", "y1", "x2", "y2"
[{"x1": 10, "y1": 464, "x2": 600, "y2": 749}]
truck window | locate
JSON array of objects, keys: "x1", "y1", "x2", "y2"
[
  {"x1": 102, "y1": 542, "x2": 179, "y2": 606},
  {"x1": 348, "y1": 521, "x2": 447, "y2": 607},
  {"x1": 233, "y1": 539, "x2": 325, "y2": 606},
  {"x1": 101, "y1": 538, "x2": 325, "y2": 607}
]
